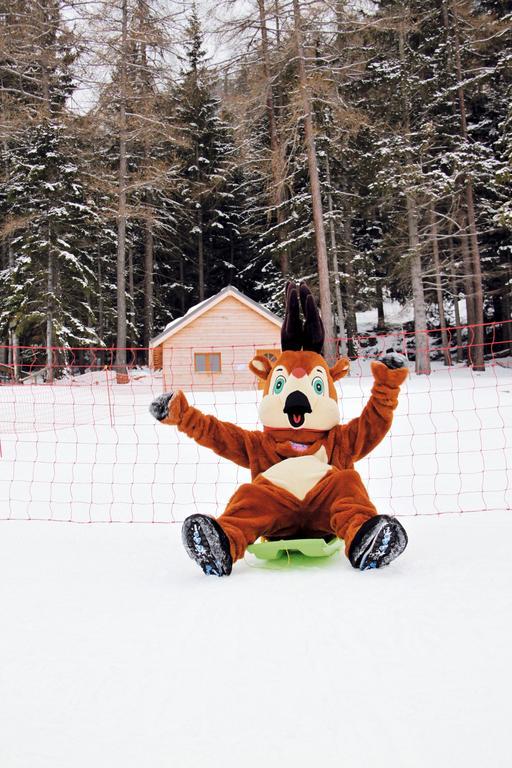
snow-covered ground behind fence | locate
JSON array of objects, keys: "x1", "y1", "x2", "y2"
[{"x1": 1, "y1": 359, "x2": 511, "y2": 522}]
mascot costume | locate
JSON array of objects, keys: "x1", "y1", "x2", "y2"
[{"x1": 150, "y1": 282, "x2": 409, "y2": 576}]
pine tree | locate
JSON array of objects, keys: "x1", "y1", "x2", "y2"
[
  {"x1": 0, "y1": 0, "x2": 99, "y2": 378},
  {"x1": 173, "y1": 7, "x2": 241, "y2": 304},
  {"x1": 1, "y1": 121, "x2": 99, "y2": 371}
]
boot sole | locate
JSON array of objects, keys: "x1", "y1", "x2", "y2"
[
  {"x1": 353, "y1": 517, "x2": 408, "y2": 570},
  {"x1": 182, "y1": 515, "x2": 233, "y2": 577}
]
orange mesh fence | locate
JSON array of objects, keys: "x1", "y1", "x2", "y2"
[{"x1": 0, "y1": 320, "x2": 511, "y2": 523}]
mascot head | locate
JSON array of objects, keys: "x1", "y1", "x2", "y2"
[{"x1": 249, "y1": 282, "x2": 349, "y2": 431}]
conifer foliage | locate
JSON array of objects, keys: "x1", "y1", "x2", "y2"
[{"x1": 0, "y1": 0, "x2": 510, "y2": 376}]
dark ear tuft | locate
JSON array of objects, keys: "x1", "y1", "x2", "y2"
[
  {"x1": 300, "y1": 282, "x2": 325, "y2": 354},
  {"x1": 281, "y1": 282, "x2": 303, "y2": 351}
]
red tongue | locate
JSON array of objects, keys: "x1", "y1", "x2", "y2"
[{"x1": 293, "y1": 414, "x2": 301, "y2": 424}]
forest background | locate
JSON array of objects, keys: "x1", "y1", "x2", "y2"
[{"x1": 0, "y1": 0, "x2": 510, "y2": 376}]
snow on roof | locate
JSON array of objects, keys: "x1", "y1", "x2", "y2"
[{"x1": 150, "y1": 286, "x2": 282, "y2": 347}]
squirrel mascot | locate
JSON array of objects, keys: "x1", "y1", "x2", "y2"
[{"x1": 150, "y1": 282, "x2": 409, "y2": 576}]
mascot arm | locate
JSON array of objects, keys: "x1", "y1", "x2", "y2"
[
  {"x1": 341, "y1": 355, "x2": 408, "y2": 462},
  {"x1": 149, "y1": 390, "x2": 255, "y2": 468}
]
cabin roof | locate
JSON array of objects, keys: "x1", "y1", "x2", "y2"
[{"x1": 149, "y1": 286, "x2": 282, "y2": 347}]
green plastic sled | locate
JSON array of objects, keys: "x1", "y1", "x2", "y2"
[{"x1": 247, "y1": 536, "x2": 343, "y2": 561}]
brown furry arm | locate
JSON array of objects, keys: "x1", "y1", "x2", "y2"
[
  {"x1": 156, "y1": 390, "x2": 256, "y2": 468},
  {"x1": 339, "y1": 362, "x2": 408, "y2": 462}
]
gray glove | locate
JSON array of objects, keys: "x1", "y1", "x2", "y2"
[
  {"x1": 379, "y1": 353, "x2": 408, "y2": 370},
  {"x1": 149, "y1": 392, "x2": 174, "y2": 421}
]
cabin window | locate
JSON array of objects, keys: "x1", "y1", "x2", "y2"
[{"x1": 195, "y1": 352, "x2": 221, "y2": 374}]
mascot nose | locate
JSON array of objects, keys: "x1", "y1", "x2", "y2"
[
  {"x1": 283, "y1": 390, "x2": 312, "y2": 428},
  {"x1": 291, "y1": 367, "x2": 307, "y2": 378},
  {"x1": 283, "y1": 390, "x2": 312, "y2": 414}
]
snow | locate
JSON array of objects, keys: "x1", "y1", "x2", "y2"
[
  {"x1": 0, "y1": 365, "x2": 511, "y2": 767},
  {"x1": 356, "y1": 300, "x2": 414, "y2": 331},
  {"x1": 1, "y1": 512, "x2": 512, "y2": 768},
  {"x1": 356, "y1": 298, "x2": 468, "y2": 333}
]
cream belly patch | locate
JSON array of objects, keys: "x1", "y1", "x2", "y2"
[{"x1": 261, "y1": 446, "x2": 332, "y2": 500}]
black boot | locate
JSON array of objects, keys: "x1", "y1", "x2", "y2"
[
  {"x1": 182, "y1": 514, "x2": 233, "y2": 577},
  {"x1": 348, "y1": 515, "x2": 408, "y2": 571}
]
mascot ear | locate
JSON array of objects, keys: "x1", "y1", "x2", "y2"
[
  {"x1": 330, "y1": 357, "x2": 350, "y2": 382},
  {"x1": 249, "y1": 355, "x2": 273, "y2": 381}
]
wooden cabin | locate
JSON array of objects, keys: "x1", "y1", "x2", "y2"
[{"x1": 149, "y1": 286, "x2": 282, "y2": 391}]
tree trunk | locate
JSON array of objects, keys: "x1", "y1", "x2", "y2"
[
  {"x1": 11, "y1": 329, "x2": 20, "y2": 381},
  {"x1": 464, "y1": 182, "x2": 485, "y2": 370},
  {"x1": 1, "y1": 143, "x2": 9, "y2": 363},
  {"x1": 115, "y1": 0, "x2": 128, "y2": 380},
  {"x1": 448, "y1": 236, "x2": 464, "y2": 362},
  {"x1": 41, "y1": 0, "x2": 56, "y2": 381},
  {"x1": 97, "y1": 246, "x2": 104, "y2": 342},
  {"x1": 430, "y1": 207, "x2": 451, "y2": 366},
  {"x1": 143, "y1": 219, "x2": 154, "y2": 354},
  {"x1": 229, "y1": 232, "x2": 236, "y2": 286},
  {"x1": 128, "y1": 246, "x2": 135, "y2": 347},
  {"x1": 458, "y1": 209, "x2": 476, "y2": 332},
  {"x1": 257, "y1": 0, "x2": 288, "y2": 276},
  {"x1": 334, "y1": 2, "x2": 358, "y2": 353},
  {"x1": 407, "y1": 193, "x2": 431, "y2": 374},
  {"x1": 292, "y1": 0, "x2": 335, "y2": 363},
  {"x1": 340, "y1": 204, "x2": 358, "y2": 356},
  {"x1": 274, "y1": 0, "x2": 281, "y2": 47},
  {"x1": 399, "y1": 22, "x2": 430, "y2": 374},
  {"x1": 501, "y1": 288, "x2": 512, "y2": 354},
  {"x1": 179, "y1": 255, "x2": 185, "y2": 313},
  {"x1": 197, "y1": 205, "x2": 205, "y2": 302},
  {"x1": 325, "y1": 155, "x2": 347, "y2": 355},
  {"x1": 138, "y1": 7, "x2": 155, "y2": 359},
  {"x1": 46, "y1": 241, "x2": 54, "y2": 383},
  {"x1": 376, "y1": 280, "x2": 386, "y2": 331},
  {"x1": 444, "y1": 0, "x2": 485, "y2": 370},
  {"x1": 40, "y1": 0, "x2": 55, "y2": 113},
  {"x1": 6, "y1": 237, "x2": 19, "y2": 379}
]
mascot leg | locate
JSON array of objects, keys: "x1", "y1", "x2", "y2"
[
  {"x1": 306, "y1": 469, "x2": 407, "y2": 570},
  {"x1": 182, "y1": 476, "x2": 302, "y2": 575},
  {"x1": 218, "y1": 476, "x2": 303, "y2": 561},
  {"x1": 304, "y1": 468, "x2": 375, "y2": 549},
  {"x1": 182, "y1": 470, "x2": 407, "y2": 575}
]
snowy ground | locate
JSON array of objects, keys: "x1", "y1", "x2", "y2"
[
  {"x1": 1, "y1": 512, "x2": 512, "y2": 768},
  {"x1": 1, "y1": 362, "x2": 511, "y2": 766}
]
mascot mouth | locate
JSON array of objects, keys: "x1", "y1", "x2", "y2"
[{"x1": 283, "y1": 391, "x2": 312, "y2": 429}]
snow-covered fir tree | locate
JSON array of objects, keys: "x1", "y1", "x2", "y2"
[
  {"x1": 0, "y1": 0, "x2": 510, "y2": 368},
  {"x1": 1, "y1": 121, "x2": 100, "y2": 360},
  {"x1": 173, "y1": 8, "x2": 243, "y2": 304},
  {"x1": 0, "y1": 1, "x2": 99, "y2": 377}
]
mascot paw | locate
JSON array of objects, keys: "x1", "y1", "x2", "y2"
[
  {"x1": 379, "y1": 352, "x2": 408, "y2": 369},
  {"x1": 149, "y1": 392, "x2": 174, "y2": 421},
  {"x1": 182, "y1": 514, "x2": 233, "y2": 576},
  {"x1": 349, "y1": 515, "x2": 408, "y2": 570}
]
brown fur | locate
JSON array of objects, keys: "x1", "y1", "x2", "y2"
[
  {"x1": 220, "y1": 470, "x2": 377, "y2": 561},
  {"x1": 162, "y1": 360, "x2": 408, "y2": 561}
]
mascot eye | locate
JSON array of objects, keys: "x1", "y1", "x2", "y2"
[
  {"x1": 273, "y1": 375, "x2": 286, "y2": 395},
  {"x1": 312, "y1": 376, "x2": 325, "y2": 395}
]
